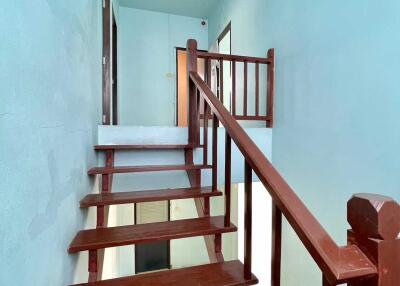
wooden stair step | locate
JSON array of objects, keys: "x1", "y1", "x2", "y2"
[
  {"x1": 88, "y1": 164, "x2": 212, "y2": 175},
  {"x1": 80, "y1": 187, "x2": 222, "y2": 208},
  {"x1": 68, "y1": 216, "x2": 236, "y2": 253},
  {"x1": 70, "y1": 260, "x2": 258, "y2": 286},
  {"x1": 94, "y1": 144, "x2": 199, "y2": 151}
]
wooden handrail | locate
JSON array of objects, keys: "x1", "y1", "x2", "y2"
[
  {"x1": 198, "y1": 51, "x2": 272, "y2": 64},
  {"x1": 189, "y1": 71, "x2": 377, "y2": 285}
]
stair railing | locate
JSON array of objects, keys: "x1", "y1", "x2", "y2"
[{"x1": 186, "y1": 39, "x2": 400, "y2": 286}]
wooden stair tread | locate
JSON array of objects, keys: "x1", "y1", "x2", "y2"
[
  {"x1": 80, "y1": 187, "x2": 222, "y2": 208},
  {"x1": 68, "y1": 216, "x2": 236, "y2": 253},
  {"x1": 95, "y1": 144, "x2": 197, "y2": 150},
  {"x1": 88, "y1": 164, "x2": 212, "y2": 175},
  {"x1": 71, "y1": 260, "x2": 258, "y2": 286}
]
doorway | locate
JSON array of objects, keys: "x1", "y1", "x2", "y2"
[{"x1": 176, "y1": 48, "x2": 206, "y2": 127}]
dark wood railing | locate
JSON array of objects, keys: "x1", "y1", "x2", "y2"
[
  {"x1": 196, "y1": 45, "x2": 275, "y2": 127},
  {"x1": 187, "y1": 39, "x2": 400, "y2": 286}
]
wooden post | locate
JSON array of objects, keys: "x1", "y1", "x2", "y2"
[
  {"x1": 212, "y1": 114, "x2": 218, "y2": 192},
  {"x1": 187, "y1": 39, "x2": 200, "y2": 146},
  {"x1": 255, "y1": 62, "x2": 260, "y2": 116},
  {"x1": 243, "y1": 61, "x2": 248, "y2": 116},
  {"x1": 347, "y1": 194, "x2": 400, "y2": 286},
  {"x1": 90, "y1": 150, "x2": 114, "y2": 282},
  {"x1": 267, "y1": 49, "x2": 275, "y2": 128},
  {"x1": 232, "y1": 61, "x2": 236, "y2": 116}
]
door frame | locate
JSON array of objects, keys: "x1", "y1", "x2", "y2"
[
  {"x1": 216, "y1": 22, "x2": 232, "y2": 110},
  {"x1": 112, "y1": 10, "x2": 118, "y2": 125},
  {"x1": 217, "y1": 22, "x2": 231, "y2": 54},
  {"x1": 102, "y1": 0, "x2": 111, "y2": 125},
  {"x1": 102, "y1": 0, "x2": 118, "y2": 125}
]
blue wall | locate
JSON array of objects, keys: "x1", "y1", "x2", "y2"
[
  {"x1": 0, "y1": 1, "x2": 102, "y2": 285},
  {"x1": 119, "y1": 7, "x2": 208, "y2": 126},
  {"x1": 208, "y1": 1, "x2": 400, "y2": 285}
]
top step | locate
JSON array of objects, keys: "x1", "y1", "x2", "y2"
[{"x1": 94, "y1": 144, "x2": 202, "y2": 151}]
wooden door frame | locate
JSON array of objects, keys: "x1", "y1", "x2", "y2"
[
  {"x1": 102, "y1": 0, "x2": 111, "y2": 125},
  {"x1": 217, "y1": 22, "x2": 231, "y2": 54},
  {"x1": 175, "y1": 47, "x2": 208, "y2": 126},
  {"x1": 216, "y1": 22, "x2": 232, "y2": 110},
  {"x1": 112, "y1": 10, "x2": 118, "y2": 125}
]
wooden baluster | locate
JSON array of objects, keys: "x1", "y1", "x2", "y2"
[
  {"x1": 212, "y1": 114, "x2": 218, "y2": 192},
  {"x1": 267, "y1": 49, "x2": 275, "y2": 128},
  {"x1": 207, "y1": 58, "x2": 212, "y2": 87},
  {"x1": 232, "y1": 61, "x2": 236, "y2": 116},
  {"x1": 347, "y1": 194, "x2": 400, "y2": 286},
  {"x1": 224, "y1": 132, "x2": 231, "y2": 227},
  {"x1": 187, "y1": 39, "x2": 200, "y2": 145},
  {"x1": 244, "y1": 61, "x2": 248, "y2": 116},
  {"x1": 255, "y1": 62, "x2": 260, "y2": 116},
  {"x1": 203, "y1": 100, "x2": 210, "y2": 215},
  {"x1": 205, "y1": 58, "x2": 212, "y2": 120},
  {"x1": 220, "y1": 59, "x2": 224, "y2": 105},
  {"x1": 271, "y1": 203, "x2": 282, "y2": 286},
  {"x1": 244, "y1": 161, "x2": 252, "y2": 280},
  {"x1": 203, "y1": 103, "x2": 209, "y2": 165}
]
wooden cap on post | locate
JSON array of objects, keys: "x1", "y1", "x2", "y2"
[
  {"x1": 187, "y1": 39, "x2": 198, "y2": 73},
  {"x1": 348, "y1": 193, "x2": 400, "y2": 240}
]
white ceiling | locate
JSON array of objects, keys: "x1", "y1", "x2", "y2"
[{"x1": 119, "y1": 0, "x2": 219, "y2": 19}]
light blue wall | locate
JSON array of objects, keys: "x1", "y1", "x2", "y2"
[
  {"x1": 0, "y1": 1, "x2": 102, "y2": 285},
  {"x1": 119, "y1": 8, "x2": 208, "y2": 125},
  {"x1": 208, "y1": 1, "x2": 400, "y2": 285}
]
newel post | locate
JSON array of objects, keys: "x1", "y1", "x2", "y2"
[
  {"x1": 187, "y1": 39, "x2": 200, "y2": 146},
  {"x1": 347, "y1": 194, "x2": 400, "y2": 286}
]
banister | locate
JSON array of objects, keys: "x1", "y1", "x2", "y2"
[
  {"x1": 198, "y1": 51, "x2": 272, "y2": 64},
  {"x1": 189, "y1": 71, "x2": 377, "y2": 285}
]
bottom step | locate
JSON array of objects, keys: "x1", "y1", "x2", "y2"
[{"x1": 72, "y1": 260, "x2": 258, "y2": 286}]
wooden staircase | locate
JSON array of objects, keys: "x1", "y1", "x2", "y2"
[
  {"x1": 68, "y1": 143, "x2": 257, "y2": 286},
  {"x1": 67, "y1": 39, "x2": 399, "y2": 286}
]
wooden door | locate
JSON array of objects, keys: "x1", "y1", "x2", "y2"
[{"x1": 176, "y1": 49, "x2": 205, "y2": 126}]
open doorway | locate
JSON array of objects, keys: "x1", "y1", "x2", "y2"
[
  {"x1": 175, "y1": 48, "x2": 206, "y2": 127},
  {"x1": 111, "y1": 10, "x2": 118, "y2": 125}
]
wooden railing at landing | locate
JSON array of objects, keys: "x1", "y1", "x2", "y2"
[
  {"x1": 186, "y1": 39, "x2": 400, "y2": 286},
  {"x1": 195, "y1": 46, "x2": 275, "y2": 127}
]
